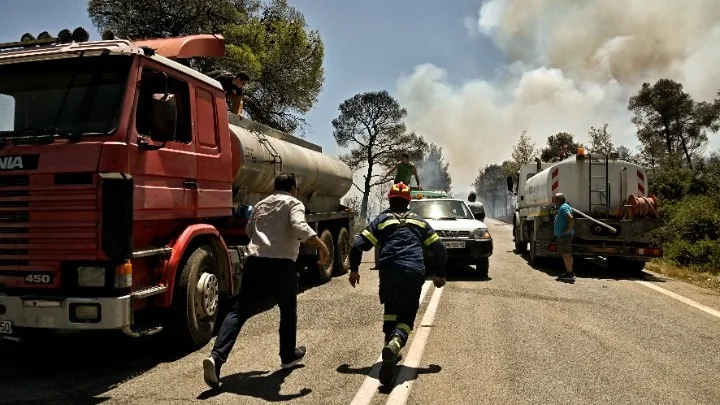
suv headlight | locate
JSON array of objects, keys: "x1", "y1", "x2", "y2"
[
  {"x1": 77, "y1": 266, "x2": 106, "y2": 287},
  {"x1": 470, "y1": 228, "x2": 491, "y2": 239}
]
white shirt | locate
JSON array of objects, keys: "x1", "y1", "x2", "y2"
[{"x1": 246, "y1": 191, "x2": 317, "y2": 261}]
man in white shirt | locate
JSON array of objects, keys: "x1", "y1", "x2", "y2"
[{"x1": 203, "y1": 172, "x2": 330, "y2": 389}]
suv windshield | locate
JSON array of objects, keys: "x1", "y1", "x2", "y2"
[
  {"x1": 409, "y1": 200, "x2": 474, "y2": 220},
  {"x1": 0, "y1": 55, "x2": 131, "y2": 137}
]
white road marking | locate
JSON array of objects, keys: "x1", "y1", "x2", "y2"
[
  {"x1": 385, "y1": 284, "x2": 445, "y2": 405},
  {"x1": 349, "y1": 280, "x2": 433, "y2": 405},
  {"x1": 635, "y1": 280, "x2": 720, "y2": 319}
]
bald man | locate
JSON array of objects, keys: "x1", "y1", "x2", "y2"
[{"x1": 553, "y1": 193, "x2": 575, "y2": 282}]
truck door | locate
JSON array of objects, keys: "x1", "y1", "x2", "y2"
[
  {"x1": 129, "y1": 65, "x2": 197, "y2": 220},
  {"x1": 193, "y1": 86, "x2": 232, "y2": 218}
]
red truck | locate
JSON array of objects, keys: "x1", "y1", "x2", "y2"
[{"x1": 0, "y1": 28, "x2": 356, "y2": 348}]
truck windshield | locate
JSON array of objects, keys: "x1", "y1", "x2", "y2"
[
  {"x1": 409, "y1": 200, "x2": 474, "y2": 220},
  {"x1": 0, "y1": 55, "x2": 131, "y2": 137}
]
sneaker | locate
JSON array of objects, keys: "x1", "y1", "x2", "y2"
[
  {"x1": 203, "y1": 357, "x2": 221, "y2": 389},
  {"x1": 556, "y1": 272, "x2": 576, "y2": 282},
  {"x1": 281, "y1": 346, "x2": 307, "y2": 369}
]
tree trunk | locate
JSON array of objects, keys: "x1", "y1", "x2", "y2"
[{"x1": 360, "y1": 165, "x2": 373, "y2": 219}]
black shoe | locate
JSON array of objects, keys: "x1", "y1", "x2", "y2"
[
  {"x1": 202, "y1": 357, "x2": 221, "y2": 389},
  {"x1": 281, "y1": 346, "x2": 307, "y2": 369},
  {"x1": 556, "y1": 272, "x2": 576, "y2": 282}
]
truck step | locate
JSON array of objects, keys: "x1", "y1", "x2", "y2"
[
  {"x1": 132, "y1": 285, "x2": 168, "y2": 299},
  {"x1": 123, "y1": 325, "x2": 164, "y2": 338}
]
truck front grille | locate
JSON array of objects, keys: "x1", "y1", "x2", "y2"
[{"x1": 0, "y1": 174, "x2": 98, "y2": 288}]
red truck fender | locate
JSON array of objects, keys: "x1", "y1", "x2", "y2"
[{"x1": 157, "y1": 224, "x2": 233, "y2": 307}]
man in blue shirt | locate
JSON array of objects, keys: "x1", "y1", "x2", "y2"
[
  {"x1": 348, "y1": 181, "x2": 447, "y2": 386},
  {"x1": 553, "y1": 192, "x2": 575, "y2": 282}
]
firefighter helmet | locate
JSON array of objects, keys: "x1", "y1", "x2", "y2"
[{"x1": 388, "y1": 182, "x2": 412, "y2": 201}]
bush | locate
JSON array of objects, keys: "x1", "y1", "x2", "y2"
[{"x1": 653, "y1": 195, "x2": 720, "y2": 272}]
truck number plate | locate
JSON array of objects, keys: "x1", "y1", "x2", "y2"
[
  {"x1": 0, "y1": 320, "x2": 12, "y2": 335},
  {"x1": 443, "y1": 241, "x2": 466, "y2": 249}
]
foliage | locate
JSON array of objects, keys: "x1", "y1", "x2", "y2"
[
  {"x1": 540, "y1": 132, "x2": 582, "y2": 162},
  {"x1": 588, "y1": 123, "x2": 614, "y2": 155},
  {"x1": 627, "y1": 79, "x2": 720, "y2": 169},
  {"x1": 87, "y1": 0, "x2": 324, "y2": 134},
  {"x1": 332, "y1": 90, "x2": 427, "y2": 219},
  {"x1": 473, "y1": 162, "x2": 512, "y2": 218},
  {"x1": 416, "y1": 143, "x2": 452, "y2": 192},
  {"x1": 653, "y1": 195, "x2": 720, "y2": 271},
  {"x1": 507, "y1": 130, "x2": 538, "y2": 184}
]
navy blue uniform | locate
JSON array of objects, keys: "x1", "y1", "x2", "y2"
[{"x1": 349, "y1": 209, "x2": 448, "y2": 344}]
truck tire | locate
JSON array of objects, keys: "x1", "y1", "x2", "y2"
[
  {"x1": 475, "y1": 258, "x2": 489, "y2": 279},
  {"x1": 334, "y1": 227, "x2": 351, "y2": 275},
  {"x1": 316, "y1": 229, "x2": 335, "y2": 283},
  {"x1": 170, "y1": 245, "x2": 221, "y2": 349}
]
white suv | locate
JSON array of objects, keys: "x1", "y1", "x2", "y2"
[{"x1": 408, "y1": 197, "x2": 494, "y2": 277}]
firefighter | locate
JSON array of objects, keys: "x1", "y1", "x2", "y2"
[{"x1": 348, "y1": 181, "x2": 448, "y2": 385}]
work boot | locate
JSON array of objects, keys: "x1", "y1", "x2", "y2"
[{"x1": 379, "y1": 335, "x2": 403, "y2": 385}]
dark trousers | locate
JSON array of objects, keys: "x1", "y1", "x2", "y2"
[
  {"x1": 379, "y1": 270, "x2": 425, "y2": 344},
  {"x1": 211, "y1": 256, "x2": 298, "y2": 364}
]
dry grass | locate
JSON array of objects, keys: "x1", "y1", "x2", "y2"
[{"x1": 645, "y1": 260, "x2": 720, "y2": 294}]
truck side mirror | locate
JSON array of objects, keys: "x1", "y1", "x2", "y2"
[
  {"x1": 147, "y1": 93, "x2": 177, "y2": 142},
  {"x1": 506, "y1": 175, "x2": 514, "y2": 193}
]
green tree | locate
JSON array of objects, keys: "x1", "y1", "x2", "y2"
[
  {"x1": 473, "y1": 162, "x2": 511, "y2": 218},
  {"x1": 416, "y1": 143, "x2": 452, "y2": 192},
  {"x1": 588, "y1": 123, "x2": 614, "y2": 155},
  {"x1": 332, "y1": 90, "x2": 427, "y2": 219},
  {"x1": 88, "y1": 0, "x2": 324, "y2": 134},
  {"x1": 628, "y1": 79, "x2": 720, "y2": 169},
  {"x1": 540, "y1": 132, "x2": 581, "y2": 162},
  {"x1": 615, "y1": 145, "x2": 635, "y2": 162},
  {"x1": 507, "y1": 130, "x2": 538, "y2": 181}
]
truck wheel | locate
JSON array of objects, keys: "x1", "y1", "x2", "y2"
[
  {"x1": 475, "y1": 258, "x2": 489, "y2": 279},
  {"x1": 316, "y1": 229, "x2": 335, "y2": 283},
  {"x1": 334, "y1": 227, "x2": 351, "y2": 275},
  {"x1": 171, "y1": 245, "x2": 220, "y2": 348},
  {"x1": 515, "y1": 240, "x2": 528, "y2": 254}
]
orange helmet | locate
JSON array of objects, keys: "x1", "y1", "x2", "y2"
[{"x1": 388, "y1": 182, "x2": 411, "y2": 201}]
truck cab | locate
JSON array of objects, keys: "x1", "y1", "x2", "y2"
[
  {"x1": 0, "y1": 30, "x2": 244, "y2": 346},
  {"x1": 408, "y1": 193, "x2": 493, "y2": 278}
]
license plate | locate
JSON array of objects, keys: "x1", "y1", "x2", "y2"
[
  {"x1": 0, "y1": 320, "x2": 12, "y2": 335},
  {"x1": 443, "y1": 241, "x2": 466, "y2": 249}
]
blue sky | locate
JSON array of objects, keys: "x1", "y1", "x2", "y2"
[{"x1": 0, "y1": 0, "x2": 500, "y2": 158}]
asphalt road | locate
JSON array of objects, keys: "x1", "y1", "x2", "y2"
[{"x1": 2, "y1": 220, "x2": 720, "y2": 405}]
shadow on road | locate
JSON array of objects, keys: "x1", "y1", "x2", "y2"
[
  {"x1": 336, "y1": 361, "x2": 442, "y2": 393},
  {"x1": 514, "y1": 250, "x2": 667, "y2": 283},
  {"x1": 197, "y1": 364, "x2": 310, "y2": 402},
  {"x1": 0, "y1": 274, "x2": 331, "y2": 405}
]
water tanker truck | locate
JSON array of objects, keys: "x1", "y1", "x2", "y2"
[
  {"x1": 0, "y1": 29, "x2": 355, "y2": 348},
  {"x1": 510, "y1": 148, "x2": 663, "y2": 273}
]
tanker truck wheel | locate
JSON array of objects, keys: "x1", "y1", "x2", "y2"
[
  {"x1": 315, "y1": 229, "x2": 335, "y2": 283},
  {"x1": 170, "y1": 245, "x2": 220, "y2": 349},
  {"x1": 334, "y1": 227, "x2": 351, "y2": 275}
]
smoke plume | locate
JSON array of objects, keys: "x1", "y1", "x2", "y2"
[{"x1": 396, "y1": 0, "x2": 720, "y2": 190}]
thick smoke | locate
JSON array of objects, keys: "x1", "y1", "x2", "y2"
[{"x1": 396, "y1": 0, "x2": 720, "y2": 190}]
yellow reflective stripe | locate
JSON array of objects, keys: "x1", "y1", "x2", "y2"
[
  {"x1": 378, "y1": 219, "x2": 400, "y2": 230},
  {"x1": 397, "y1": 323, "x2": 412, "y2": 335},
  {"x1": 424, "y1": 233, "x2": 440, "y2": 246},
  {"x1": 383, "y1": 314, "x2": 397, "y2": 321},
  {"x1": 406, "y1": 219, "x2": 426, "y2": 228},
  {"x1": 362, "y1": 230, "x2": 378, "y2": 246}
]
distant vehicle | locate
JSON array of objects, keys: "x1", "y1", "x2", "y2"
[
  {"x1": 408, "y1": 195, "x2": 493, "y2": 278},
  {"x1": 510, "y1": 148, "x2": 663, "y2": 273}
]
